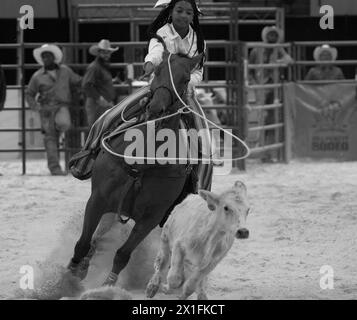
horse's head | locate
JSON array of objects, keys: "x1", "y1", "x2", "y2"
[{"x1": 146, "y1": 51, "x2": 203, "y2": 119}]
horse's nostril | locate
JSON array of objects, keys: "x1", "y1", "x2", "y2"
[{"x1": 236, "y1": 228, "x2": 249, "y2": 239}]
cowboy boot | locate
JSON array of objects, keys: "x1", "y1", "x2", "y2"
[{"x1": 44, "y1": 137, "x2": 66, "y2": 175}]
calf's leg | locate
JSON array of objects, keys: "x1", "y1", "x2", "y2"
[
  {"x1": 167, "y1": 242, "x2": 185, "y2": 289},
  {"x1": 196, "y1": 276, "x2": 208, "y2": 300},
  {"x1": 179, "y1": 270, "x2": 202, "y2": 300},
  {"x1": 146, "y1": 236, "x2": 170, "y2": 298}
]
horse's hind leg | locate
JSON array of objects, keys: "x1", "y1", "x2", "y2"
[
  {"x1": 68, "y1": 191, "x2": 106, "y2": 279},
  {"x1": 86, "y1": 212, "x2": 117, "y2": 259},
  {"x1": 102, "y1": 205, "x2": 165, "y2": 286}
]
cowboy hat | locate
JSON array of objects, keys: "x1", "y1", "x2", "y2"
[
  {"x1": 33, "y1": 44, "x2": 63, "y2": 65},
  {"x1": 313, "y1": 44, "x2": 338, "y2": 61},
  {"x1": 261, "y1": 26, "x2": 284, "y2": 43},
  {"x1": 89, "y1": 39, "x2": 119, "y2": 56},
  {"x1": 154, "y1": 0, "x2": 202, "y2": 14}
]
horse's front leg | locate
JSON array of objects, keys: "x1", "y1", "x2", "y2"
[
  {"x1": 102, "y1": 206, "x2": 164, "y2": 286},
  {"x1": 67, "y1": 190, "x2": 107, "y2": 279}
]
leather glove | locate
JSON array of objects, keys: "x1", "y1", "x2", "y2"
[{"x1": 139, "y1": 62, "x2": 155, "y2": 81}]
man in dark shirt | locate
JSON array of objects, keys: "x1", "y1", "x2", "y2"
[
  {"x1": 82, "y1": 39, "x2": 118, "y2": 127},
  {"x1": 26, "y1": 44, "x2": 82, "y2": 175}
]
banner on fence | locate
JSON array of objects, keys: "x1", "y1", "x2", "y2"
[{"x1": 285, "y1": 82, "x2": 357, "y2": 160}]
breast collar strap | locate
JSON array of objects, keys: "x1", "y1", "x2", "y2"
[{"x1": 151, "y1": 86, "x2": 175, "y2": 108}]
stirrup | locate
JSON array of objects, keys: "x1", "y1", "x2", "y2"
[{"x1": 118, "y1": 214, "x2": 130, "y2": 224}]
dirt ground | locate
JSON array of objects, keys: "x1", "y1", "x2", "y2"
[{"x1": 0, "y1": 159, "x2": 356, "y2": 300}]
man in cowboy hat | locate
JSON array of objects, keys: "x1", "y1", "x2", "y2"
[
  {"x1": 249, "y1": 26, "x2": 293, "y2": 86},
  {"x1": 82, "y1": 39, "x2": 118, "y2": 127},
  {"x1": 26, "y1": 43, "x2": 82, "y2": 176},
  {"x1": 305, "y1": 44, "x2": 345, "y2": 81},
  {"x1": 248, "y1": 26, "x2": 293, "y2": 163}
]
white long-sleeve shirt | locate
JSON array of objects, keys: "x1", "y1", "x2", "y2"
[{"x1": 144, "y1": 23, "x2": 204, "y2": 86}]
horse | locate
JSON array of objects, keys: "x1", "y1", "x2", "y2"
[{"x1": 67, "y1": 50, "x2": 213, "y2": 287}]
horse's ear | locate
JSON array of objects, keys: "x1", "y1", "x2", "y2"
[{"x1": 189, "y1": 53, "x2": 203, "y2": 70}]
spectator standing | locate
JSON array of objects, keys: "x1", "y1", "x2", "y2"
[
  {"x1": 305, "y1": 44, "x2": 345, "y2": 81},
  {"x1": 82, "y1": 39, "x2": 118, "y2": 127},
  {"x1": 26, "y1": 44, "x2": 82, "y2": 175},
  {"x1": 248, "y1": 26, "x2": 293, "y2": 163}
]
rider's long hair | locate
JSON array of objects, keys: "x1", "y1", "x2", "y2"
[{"x1": 147, "y1": 0, "x2": 205, "y2": 68}]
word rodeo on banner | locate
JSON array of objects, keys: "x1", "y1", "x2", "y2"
[{"x1": 285, "y1": 82, "x2": 357, "y2": 160}]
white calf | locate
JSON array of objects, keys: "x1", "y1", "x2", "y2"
[{"x1": 146, "y1": 180, "x2": 250, "y2": 300}]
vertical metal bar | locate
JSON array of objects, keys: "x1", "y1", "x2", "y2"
[
  {"x1": 69, "y1": 1, "x2": 74, "y2": 47},
  {"x1": 282, "y1": 81, "x2": 291, "y2": 163},
  {"x1": 18, "y1": 20, "x2": 26, "y2": 175},
  {"x1": 229, "y1": 1, "x2": 243, "y2": 170},
  {"x1": 73, "y1": 5, "x2": 79, "y2": 63},
  {"x1": 273, "y1": 46, "x2": 279, "y2": 160},
  {"x1": 295, "y1": 44, "x2": 301, "y2": 81},
  {"x1": 236, "y1": 41, "x2": 247, "y2": 171}
]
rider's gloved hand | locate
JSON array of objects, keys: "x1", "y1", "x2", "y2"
[{"x1": 139, "y1": 62, "x2": 155, "y2": 81}]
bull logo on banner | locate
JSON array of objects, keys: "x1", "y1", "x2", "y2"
[
  {"x1": 289, "y1": 83, "x2": 357, "y2": 160},
  {"x1": 313, "y1": 100, "x2": 346, "y2": 132}
]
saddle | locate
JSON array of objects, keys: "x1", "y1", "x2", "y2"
[{"x1": 69, "y1": 86, "x2": 151, "y2": 180}]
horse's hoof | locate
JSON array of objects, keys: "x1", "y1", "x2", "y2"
[
  {"x1": 146, "y1": 282, "x2": 160, "y2": 298},
  {"x1": 167, "y1": 273, "x2": 183, "y2": 289},
  {"x1": 67, "y1": 260, "x2": 79, "y2": 274},
  {"x1": 86, "y1": 245, "x2": 96, "y2": 260},
  {"x1": 161, "y1": 284, "x2": 171, "y2": 294},
  {"x1": 102, "y1": 272, "x2": 118, "y2": 287},
  {"x1": 76, "y1": 258, "x2": 90, "y2": 280},
  {"x1": 197, "y1": 293, "x2": 208, "y2": 300},
  {"x1": 102, "y1": 280, "x2": 116, "y2": 287}
]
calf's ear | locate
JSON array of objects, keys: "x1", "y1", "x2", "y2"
[{"x1": 199, "y1": 190, "x2": 220, "y2": 211}]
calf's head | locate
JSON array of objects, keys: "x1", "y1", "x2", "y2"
[{"x1": 199, "y1": 180, "x2": 250, "y2": 239}]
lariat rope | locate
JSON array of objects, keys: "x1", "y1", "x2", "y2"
[{"x1": 101, "y1": 53, "x2": 250, "y2": 162}]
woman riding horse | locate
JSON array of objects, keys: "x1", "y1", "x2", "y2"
[
  {"x1": 142, "y1": 0, "x2": 210, "y2": 194},
  {"x1": 67, "y1": 0, "x2": 213, "y2": 287}
]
